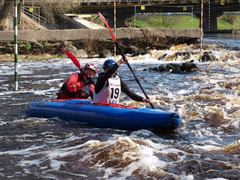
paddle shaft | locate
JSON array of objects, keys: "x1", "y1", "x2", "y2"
[
  {"x1": 114, "y1": 42, "x2": 155, "y2": 109},
  {"x1": 98, "y1": 12, "x2": 154, "y2": 108}
]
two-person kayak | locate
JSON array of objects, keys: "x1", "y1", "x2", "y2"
[{"x1": 26, "y1": 99, "x2": 182, "y2": 130}]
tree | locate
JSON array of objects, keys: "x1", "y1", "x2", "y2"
[
  {"x1": 0, "y1": 0, "x2": 24, "y2": 30},
  {"x1": 0, "y1": 0, "x2": 13, "y2": 30},
  {"x1": 39, "y1": 1, "x2": 76, "y2": 26},
  {"x1": 222, "y1": 15, "x2": 237, "y2": 25}
]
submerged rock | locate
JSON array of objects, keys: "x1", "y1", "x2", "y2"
[
  {"x1": 77, "y1": 49, "x2": 88, "y2": 58},
  {"x1": 223, "y1": 141, "x2": 240, "y2": 154},
  {"x1": 228, "y1": 107, "x2": 240, "y2": 119},
  {"x1": 204, "y1": 111, "x2": 227, "y2": 127},
  {"x1": 99, "y1": 49, "x2": 112, "y2": 58},
  {"x1": 201, "y1": 51, "x2": 217, "y2": 62},
  {"x1": 147, "y1": 61, "x2": 199, "y2": 73}
]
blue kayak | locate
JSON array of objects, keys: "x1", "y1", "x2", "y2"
[{"x1": 26, "y1": 99, "x2": 181, "y2": 130}]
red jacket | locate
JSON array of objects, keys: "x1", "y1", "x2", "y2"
[{"x1": 57, "y1": 71, "x2": 94, "y2": 99}]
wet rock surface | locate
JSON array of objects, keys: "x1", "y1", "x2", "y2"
[
  {"x1": 0, "y1": 35, "x2": 198, "y2": 60},
  {"x1": 146, "y1": 61, "x2": 199, "y2": 73}
]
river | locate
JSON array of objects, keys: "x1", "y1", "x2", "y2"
[
  {"x1": 204, "y1": 33, "x2": 240, "y2": 50},
  {"x1": 0, "y1": 37, "x2": 239, "y2": 179}
]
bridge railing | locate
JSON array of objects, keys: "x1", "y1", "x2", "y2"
[
  {"x1": 21, "y1": 0, "x2": 240, "y2": 4},
  {"x1": 21, "y1": 6, "x2": 56, "y2": 29},
  {"x1": 22, "y1": 0, "x2": 198, "y2": 4},
  {"x1": 22, "y1": 6, "x2": 47, "y2": 24}
]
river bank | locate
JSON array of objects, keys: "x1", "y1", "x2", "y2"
[
  {"x1": 2, "y1": 30, "x2": 239, "y2": 63},
  {"x1": 0, "y1": 28, "x2": 200, "y2": 62},
  {"x1": 1, "y1": 39, "x2": 239, "y2": 66}
]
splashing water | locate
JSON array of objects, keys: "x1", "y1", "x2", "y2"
[{"x1": 0, "y1": 43, "x2": 239, "y2": 179}]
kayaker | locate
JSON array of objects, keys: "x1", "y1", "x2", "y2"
[
  {"x1": 93, "y1": 58, "x2": 150, "y2": 104},
  {"x1": 57, "y1": 63, "x2": 98, "y2": 99}
]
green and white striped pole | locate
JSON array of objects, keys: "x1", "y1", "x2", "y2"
[
  {"x1": 199, "y1": 0, "x2": 203, "y2": 61},
  {"x1": 14, "y1": 0, "x2": 18, "y2": 91}
]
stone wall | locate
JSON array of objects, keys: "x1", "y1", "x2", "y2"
[{"x1": 0, "y1": 28, "x2": 200, "y2": 57}]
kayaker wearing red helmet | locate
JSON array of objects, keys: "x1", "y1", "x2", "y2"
[
  {"x1": 57, "y1": 63, "x2": 98, "y2": 99},
  {"x1": 93, "y1": 58, "x2": 150, "y2": 104}
]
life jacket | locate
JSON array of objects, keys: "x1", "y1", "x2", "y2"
[
  {"x1": 93, "y1": 75, "x2": 121, "y2": 104},
  {"x1": 57, "y1": 70, "x2": 93, "y2": 99}
]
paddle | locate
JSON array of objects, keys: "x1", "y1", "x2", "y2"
[
  {"x1": 63, "y1": 50, "x2": 94, "y2": 97},
  {"x1": 98, "y1": 12, "x2": 155, "y2": 109},
  {"x1": 63, "y1": 50, "x2": 81, "y2": 70}
]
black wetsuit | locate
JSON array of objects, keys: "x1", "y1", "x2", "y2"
[{"x1": 94, "y1": 63, "x2": 144, "y2": 102}]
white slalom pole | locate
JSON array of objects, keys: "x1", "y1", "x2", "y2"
[
  {"x1": 200, "y1": 0, "x2": 204, "y2": 61},
  {"x1": 14, "y1": 0, "x2": 19, "y2": 91},
  {"x1": 114, "y1": 0, "x2": 117, "y2": 57},
  {"x1": 208, "y1": 0, "x2": 211, "y2": 32}
]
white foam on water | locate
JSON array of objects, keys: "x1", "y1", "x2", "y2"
[
  {"x1": 177, "y1": 89, "x2": 194, "y2": 95},
  {"x1": 77, "y1": 136, "x2": 182, "y2": 179},
  {"x1": 0, "y1": 90, "x2": 32, "y2": 96},
  {"x1": 0, "y1": 121, "x2": 7, "y2": 126},
  {"x1": 0, "y1": 172, "x2": 5, "y2": 177},
  {"x1": 62, "y1": 133, "x2": 97, "y2": 144},
  {"x1": 17, "y1": 140, "x2": 91, "y2": 174},
  {"x1": 34, "y1": 78, "x2": 63, "y2": 84},
  {"x1": 130, "y1": 129, "x2": 155, "y2": 138},
  {"x1": 206, "y1": 178, "x2": 228, "y2": 180},
  {"x1": 0, "y1": 45, "x2": 240, "y2": 179},
  {"x1": 50, "y1": 159, "x2": 64, "y2": 170},
  {"x1": 16, "y1": 134, "x2": 36, "y2": 138},
  {"x1": 31, "y1": 87, "x2": 58, "y2": 95},
  {"x1": 20, "y1": 159, "x2": 42, "y2": 167},
  {"x1": 192, "y1": 144, "x2": 222, "y2": 151},
  {"x1": 0, "y1": 145, "x2": 45, "y2": 156},
  {"x1": 230, "y1": 120, "x2": 240, "y2": 129},
  {"x1": 103, "y1": 168, "x2": 116, "y2": 179},
  {"x1": 179, "y1": 175, "x2": 194, "y2": 180},
  {"x1": 46, "y1": 78, "x2": 63, "y2": 84},
  {"x1": 123, "y1": 145, "x2": 165, "y2": 170},
  {"x1": 62, "y1": 134, "x2": 82, "y2": 143}
]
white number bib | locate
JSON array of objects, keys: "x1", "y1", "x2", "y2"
[{"x1": 93, "y1": 76, "x2": 121, "y2": 104}]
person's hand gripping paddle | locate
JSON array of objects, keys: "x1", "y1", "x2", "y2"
[{"x1": 98, "y1": 12, "x2": 155, "y2": 109}]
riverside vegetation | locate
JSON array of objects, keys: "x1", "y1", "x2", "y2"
[{"x1": 127, "y1": 15, "x2": 240, "y2": 30}]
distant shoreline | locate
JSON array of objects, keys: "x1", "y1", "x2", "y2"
[{"x1": 0, "y1": 28, "x2": 200, "y2": 61}]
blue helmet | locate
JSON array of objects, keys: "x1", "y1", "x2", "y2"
[{"x1": 103, "y1": 59, "x2": 116, "y2": 70}]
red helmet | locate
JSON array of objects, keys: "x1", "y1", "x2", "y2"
[{"x1": 84, "y1": 63, "x2": 98, "y2": 73}]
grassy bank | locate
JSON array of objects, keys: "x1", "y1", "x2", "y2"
[
  {"x1": 218, "y1": 16, "x2": 240, "y2": 30},
  {"x1": 127, "y1": 15, "x2": 240, "y2": 30},
  {"x1": 128, "y1": 15, "x2": 199, "y2": 29}
]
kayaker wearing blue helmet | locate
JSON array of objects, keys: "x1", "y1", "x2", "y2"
[{"x1": 93, "y1": 58, "x2": 150, "y2": 104}]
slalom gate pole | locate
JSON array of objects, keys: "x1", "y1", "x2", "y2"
[{"x1": 14, "y1": 0, "x2": 19, "y2": 91}]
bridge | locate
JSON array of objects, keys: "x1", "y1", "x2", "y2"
[{"x1": 23, "y1": 0, "x2": 240, "y2": 33}]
